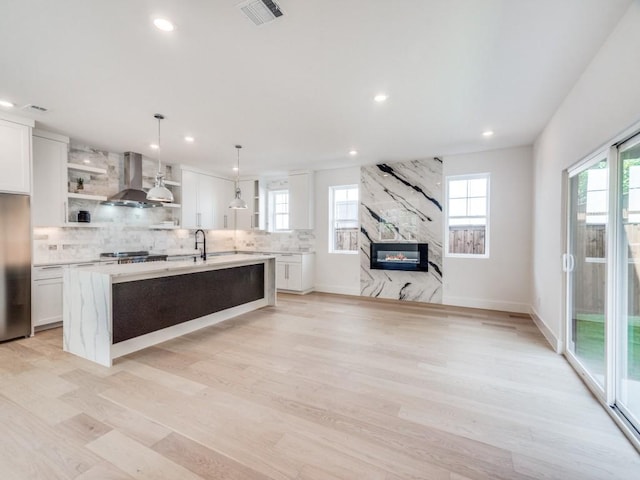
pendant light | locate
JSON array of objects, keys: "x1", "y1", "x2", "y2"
[
  {"x1": 229, "y1": 145, "x2": 248, "y2": 209},
  {"x1": 146, "y1": 113, "x2": 174, "y2": 203}
]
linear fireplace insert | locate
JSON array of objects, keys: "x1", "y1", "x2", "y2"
[{"x1": 370, "y1": 243, "x2": 429, "y2": 272}]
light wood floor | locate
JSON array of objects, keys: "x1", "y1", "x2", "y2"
[{"x1": 1, "y1": 293, "x2": 638, "y2": 479}]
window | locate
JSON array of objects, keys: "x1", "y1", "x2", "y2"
[
  {"x1": 268, "y1": 189, "x2": 289, "y2": 231},
  {"x1": 446, "y1": 173, "x2": 489, "y2": 256},
  {"x1": 329, "y1": 185, "x2": 358, "y2": 253}
]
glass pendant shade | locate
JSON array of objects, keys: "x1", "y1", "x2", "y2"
[
  {"x1": 229, "y1": 145, "x2": 248, "y2": 209},
  {"x1": 147, "y1": 113, "x2": 174, "y2": 203}
]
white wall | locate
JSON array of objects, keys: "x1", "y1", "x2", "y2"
[
  {"x1": 443, "y1": 146, "x2": 533, "y2": 313},
  {"x1": 314, "y1": 167, "x2": 361, "y2": 295},
  {"x1": 532, "y1": 1, "x2": 640, "y2": 351}
]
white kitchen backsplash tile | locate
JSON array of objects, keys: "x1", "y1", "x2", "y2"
[
  {"x1": 32, "y1": 227, "x2": 236, "y2": 264},
  {"x1": 66, "y1": 143, "x2": 178, "y2": 226},
  {"x1": 235, "y1": 230, "x2": 315, "y2": 253},
  {"x1": 32, "y1": 227, "x2": 314, "y2": 264}
]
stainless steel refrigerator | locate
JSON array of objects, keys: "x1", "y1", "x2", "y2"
[{"x1": 0, "y1": 193, "x2": 31, "y2": 341}]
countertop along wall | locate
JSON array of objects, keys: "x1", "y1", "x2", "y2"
[
  {"x1": 532, "y1": 2, "x2": 640, "y2": 351},
  {"x1": 443, "y1": 146, "x2": 533, "y2": 313}
]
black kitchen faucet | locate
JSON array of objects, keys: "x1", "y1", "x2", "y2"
[{"x1": 194, "y1": 229, "x2": 207, "y2": 261}]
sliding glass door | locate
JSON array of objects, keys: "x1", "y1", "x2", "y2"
[
  {"x1": 617, "y1": 135, "x2": 640, "y2": 428},
  {"x1": 567, "y1": 155, "x2": 609, "y2": 391},
  {"x1": 566, "y1": 131, "x2": 640, "y2": 439}
]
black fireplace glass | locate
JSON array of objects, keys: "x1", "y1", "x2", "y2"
[{"x1": 370, "y1": 243, "x2": 428, "y2": 272}]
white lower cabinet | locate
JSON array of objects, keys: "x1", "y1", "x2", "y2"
[
  {"x1": 32, "y1": 265, "x2": 66, "y2": 328},
  {"x1": 275, "y1": 253, "x2": 314, "y2": 293},
  {"x1": 32, "y1": 261, "x2": 108, "y2": 329}
]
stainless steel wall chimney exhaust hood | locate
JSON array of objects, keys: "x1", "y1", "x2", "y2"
[{"x1": 102, "y1": 152, "x2": 162, "y2": 208}]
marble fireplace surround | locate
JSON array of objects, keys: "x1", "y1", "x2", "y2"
[{"x1": 360, "y1": 158, "x2": 443, "y2": 303}]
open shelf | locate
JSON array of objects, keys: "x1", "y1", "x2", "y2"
[
  {"x1": 67, "y1": 192, "x2": 108, "y2": 201},
  {"x1": 149, "y1": 224, "x2": 180, "y2": 230},
  {"x1": 67, "y1": 163, "x2": 108, "y2": 175},
  {"x1": 64, "y1": 222, "x2": 108, "y2": 228},
  {"x1": 161, "y1": 203, "x2": 181, "y2": 209}
]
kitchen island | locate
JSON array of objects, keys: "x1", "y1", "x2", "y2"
[{"x1": 63, "y1": 254, "x2": 276, "y2": 366}]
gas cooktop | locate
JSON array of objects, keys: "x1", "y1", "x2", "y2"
[{"x1": 99, "y1": 251, "x2": 167, "y2": 264}]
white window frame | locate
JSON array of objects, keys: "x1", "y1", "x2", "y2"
[
  {"x1": 445, "y1": 173, "x2": 490, "y2": 258},
  {"x1": 329, "y1": 184, "x2": 359, "y2": 254},
  {"x1": 268, "y1": 189, "x2": 290, "y2": 232}
]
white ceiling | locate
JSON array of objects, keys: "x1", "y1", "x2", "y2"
[{"x1": 0, "y1": 0, "x2": 632, "y2": 176}]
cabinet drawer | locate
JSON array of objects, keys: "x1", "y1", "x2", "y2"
[
  {"x1": 276, "y1": 254, "x2": 302, "y2": 263},
  {"x1": 33, "y1": 265, "x2": 66, "y2": 280}
]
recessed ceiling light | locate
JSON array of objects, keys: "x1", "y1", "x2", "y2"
[
  {"x1": 374, "y1": 94, "x2": 388, "y2": 103},
  {"x1": 153, "y1": 18, "x2": 175, "y2": 32},
  {"x1": 184, "y1": 136, "x2": 195, "y2": 143},
  {"x1": 0, "y1": 99, "x2": 15, "y2": 108},
  {"x1": 232, "y1": 166, "x2": 239, "y2": 172},
  {"x1": 150, "y1": 143, "x2": 159, "y2": 150},
  {"x1": 482, "y1": 130, "x2": 494, "y2": 137},
  {"x1": 349, "y1": 149, "x2": 358, "y2": 156},
  {"x1": 83, "y1": 159, "x2": 91, "y2": 164}
]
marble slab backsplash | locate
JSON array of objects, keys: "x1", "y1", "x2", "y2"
[{"x1": 360, "y1": 158, "x2": 443, "y2": 303}]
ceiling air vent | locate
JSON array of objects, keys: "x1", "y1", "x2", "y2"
[
  {"x1": 237, "y1": 0, "x2": 283, "y2": 26},
  {"x1": 22, "y1": 104, "x2": 48, "y2": 113}
]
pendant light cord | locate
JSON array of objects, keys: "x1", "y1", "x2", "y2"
[
  {"x1": 236, "y1": 146, "x2": 240, "y2": 184},
  {"x1": 154, "y1": 113, "x2": 165, "y2": 176},
  {"x1": 157, "y1": 116, "x2": 162, "y2": 174},
  {"x1": 158, "y1": 117, "x2": 161, "y2": 172}
]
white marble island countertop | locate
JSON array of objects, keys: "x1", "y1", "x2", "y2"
[
  {"x1": 80, "y1": 253, "x2": 276, "y2": 282},
  {"x1": 63, "y1": 253, "x2": 277, "y2": 366}
]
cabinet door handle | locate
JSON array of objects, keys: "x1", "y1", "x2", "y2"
[
  {"x1": 40, "y1": 265, "x2": 63, "y2": 270},
  {"x1": 224, "y1": 215, "x2": 227, "y2": 229},
  {"x1": 63, "y1": 201, "x2": 67, "y2": 224}
]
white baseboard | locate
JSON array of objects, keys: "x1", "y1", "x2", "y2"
[
  {"x1": 314, "y1": 284, "x2": 361, "y2": 296},
  {"x1": 529, "y1": 307, "x2": 563, "y2": 353},
  {"x1": 442, "y1": 295, "x2": 530, "y2": 314}
]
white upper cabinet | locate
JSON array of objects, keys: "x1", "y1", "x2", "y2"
[
  {"x1": 32, "y1": 131, "x2": 69, "y2": 226},
  {"x1": 198, "y1": 173, "x2": 216, "y2": 230},
  {"x1": 211, "y1": 175, "x2": 234, "y2": 230},
  {"x1": 289, "y1": 171, "x2": 314, "y2": 230},
  {"x1": 182, "y1": 168, "x2": 212, "y2": 229},
  {"x1": 0, "y1": 116, "x2": 33, "y2": 194},
  {"x1": 181, "y1": 168, "x2": 233, "y2": 230}
]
